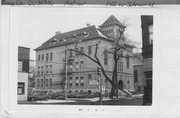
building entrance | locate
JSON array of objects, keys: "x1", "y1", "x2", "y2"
[{"x1": 118, "y1": 80, "x2": 123, "y2": 90}]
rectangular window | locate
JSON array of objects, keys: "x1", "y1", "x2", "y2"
[
  {"x1": 69, "y1": 77, "x2": 72, "y2": 87},
  {"x1": 120, "y1": 61, "x2": 123, "y2": 72},
  {"x1": 38, "y1": 54, "x2": 40, "y2": 61},
  {"x1": 46, "y1": 65, "x2": 49, "y2": 74},
  {"x1": 75, "y1": 77, "x2": 79, "y2": 87},
  {"x1": 104, "y1": 50, "x2": 108, "y2": 65},
  {"x1": 80, "y1": 61, "x2": 84, "y2": 66},
  {"x1": 69, "y1": 50, "x2": 73, "y2": 57},
  {"x1": 42, "y1": 54, "x2": 44, "y2": 60},
  {"x1": 46, "y1": 79, "x2": 48, "y2": 87},
  {"x1": 88, "y1": 74, "x2": 91, "y2": 80},
  {"x1": 18, "y1": 82, "x2": 25, "y2": 95},
  {"x1": 80, "y1": 47, "x2": 84, "y2": 53},
  {"x1": 37, "y1": 79, "x2": 40, "y2": 88},
  {"x1": 49, "y1": 78, "x2": 52, "y2": 88},
  {"x1": 50, "y1": 52, "x2": 53, "y2": 61},
  {"x1": 118, "y1": 61, "x2": 123, "y2": 72},
  {"x1": 76, "y1": 62, "x2": 79, "y2": 68},
  {"x1": 41, "y1": 66, "x2": 44, "y2": 74},
  {"x1": 46, "y1": 53, "x2": 49, "y2": 61},
  {"x1": 41, "y1": 79, "x2": 43, "y2": 87},
  {"x1": 50, "y1": 65, "x2": 53, "y2": 74},
  {"x1": 68, "y1": 61, "x2": 73, "y2": 71},
  {"x1": 148, "y1": 24, "x2": 153, "y2": 44},
  {"x1": 38, "y1": 66, "x2": 40, "y2": 74},
  {"x1": 88, "y1": 46, "x2": 92, "y2": 55},
  {"x1": 126, "y1": 56, "x2": 129, "y2": 69},
  {"x1": 75, "y1": 48, "x2": 79, "y2": 56},
  {"x1": 118, "y1": 62, "x2": 120, "y2": 71},
  {"x1": 80, "y1": 77, "x2": 84, "y2": 87}
]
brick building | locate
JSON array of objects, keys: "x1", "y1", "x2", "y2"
[
  {"x1": 34, "y1": 15, "x2": 135, "y2": 94},
  {"x1": 141, "y1": 15, "x2": 153, "y2": 105}
]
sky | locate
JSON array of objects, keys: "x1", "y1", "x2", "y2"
[{"x1": 17, "y1": 7, "x2": 143, "y2": 60}]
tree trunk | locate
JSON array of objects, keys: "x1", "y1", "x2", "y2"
[{"x1": 109, "y1": 86, "x2": 116, "y2": 99}]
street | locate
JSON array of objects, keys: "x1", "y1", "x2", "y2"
[{"x1": 18, "y1": 96, "x2": 144, "y2": 105}]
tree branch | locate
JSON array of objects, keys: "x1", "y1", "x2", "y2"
[{"x1": 94, "y1": 43, "x2": 113, "y2": 84}]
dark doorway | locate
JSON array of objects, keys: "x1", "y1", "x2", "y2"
[{"x1": 118, "y1": 80, "x2": 123, "y2": 90}]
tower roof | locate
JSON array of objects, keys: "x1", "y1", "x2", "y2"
[{"x1": 99, "y1": 15, "x2": 125, "y2": 28}]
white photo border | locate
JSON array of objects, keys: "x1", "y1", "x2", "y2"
[{"x1": 1, "y1": 5, "x2": 162, "y2": 118}]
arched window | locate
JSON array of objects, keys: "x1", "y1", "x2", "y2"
[{"x1": 134, "y1": 70, "x2": 138, "y2": 82}]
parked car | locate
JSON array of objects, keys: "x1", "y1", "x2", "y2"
[
  {"x1": 93, "y1": 92, "x2": 100, "y2": 97},
  {"x1": 28, "y1": 91, "x2": 50, "y2": 101},
  {"x1": 67, "y1": 93, "x2": 77, "y2": 98},
  {"x1": 84, "y1": 93, "x2": 94, "y2": 98},
  {"x1": 56, "y1": 95, "x2": 65, "y2": 100},
  {"x1": 46, "y1": 91, "x2": 64, "y2": 99}
]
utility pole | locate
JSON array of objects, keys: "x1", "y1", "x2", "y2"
[{"x1": 64, "y1": 46, "x2": 68, "y2": 100}]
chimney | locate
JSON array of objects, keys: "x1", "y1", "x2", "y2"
[
  {"x1": 55, "y1": 31, "x2": 62, "y2": 35},
  {"x1": 86, "y1": 23, "x2": 90, "y2": 27}
]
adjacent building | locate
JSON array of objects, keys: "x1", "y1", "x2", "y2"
[
  {"x1": 18, "y1": 46, "x2": 30, "y2": 101},
  {"x1": 34, "y1": 15, "x2": 135, "y2": 94},
  {"x1": 141, "y1": 15, "x2": 153, "y2": 105},
  {"x1": 133, "y1": 53, "x2": 145, "y2": 92}
]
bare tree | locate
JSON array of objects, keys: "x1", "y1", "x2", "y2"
[{"x1": 67, "y1": 23, "x2": 136, "y2": 99}]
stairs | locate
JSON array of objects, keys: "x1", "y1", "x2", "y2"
[
  {"x1": 122, "y1": 89, "x2": 132, "y2": 97},
  {"x1": 118, "y1": 90, "x2": 126, "y2": 96}
]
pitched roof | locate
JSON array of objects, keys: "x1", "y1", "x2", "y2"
[
  {"x1": 34, "y1": 25, "x2": 109, "y2": 51},
  {"x1": 99, "y1": 15, "x2": 125, "y2": 28}
]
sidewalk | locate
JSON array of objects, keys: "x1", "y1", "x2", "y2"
[
  {"x1": 18, "y1": 94, "x2": 143, "y2": 105},
  {"x1": 35, "y1": 99, "x2": 76, "y2": 104}
]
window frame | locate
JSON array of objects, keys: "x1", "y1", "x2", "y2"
[
  {"x1": 88, "y1": 45, "x2": 92, "y2": 55},
  {"x1": 41, "y1": 79, "x2": 44, "y2": 87},
  {"x1": 46, "y1": 53, "x2": 49, "y2": 61},
  {"x1": 17, "y1": 82, "x2": 25, "y2": 95},
  {"x1": 134, "y1": 70, "x2": 138, "y2": 83},
  {"x1": 104, "y1": 50, "x2": 108, "y2": 65},
  {"x1": 42, "y1": 54, "x2": 44, "y2": 61},
  {"x1": 38, "y1": 54, "x2": 41, "y2": 61},
  {"x1": 75, "y1": 77, "x2": 79, "y2": 87},
  {"x1": 50, "y1": 52, "x2": 53, "y2": 61}
]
